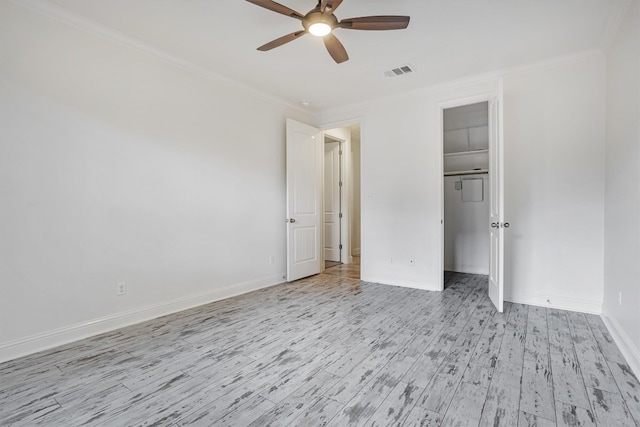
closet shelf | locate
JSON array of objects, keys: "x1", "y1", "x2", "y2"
[
  {"x1": 444, "y1": 169, "x2": 489, "y2": 176},
  {"x1": 443, "y1": 149, "x2": 489, "y2": 157},
  {"x1": 443, "y1": 124, "x2": 488, "y2": 132}
]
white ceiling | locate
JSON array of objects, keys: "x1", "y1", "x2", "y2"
[{"x1": 37, "y1": 0, "x2": 630, "y2": 111}]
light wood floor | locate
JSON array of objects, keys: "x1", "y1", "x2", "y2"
[
  {"x1": 1, "y1": 272, "x2": 639, "y2": 426},
  {"x1": 324, "y1": 256, "x2": 361, "y2": 280}
]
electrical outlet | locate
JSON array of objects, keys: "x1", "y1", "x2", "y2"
[
  {"x1": 619, "y1": 291, "x2": 622, "y2": 306},
  {"x1": 117, "y1": 282, "x2": 126, "y2": 296}
]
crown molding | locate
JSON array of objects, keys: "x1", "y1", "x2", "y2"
[{"x1": 8, "y1": 0, "x2": 308, "y2": 115}]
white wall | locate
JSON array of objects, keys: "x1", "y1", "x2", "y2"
[
  {"x1": 444, "y1": 174, "x2": 490, "y2": 275},
  {"x1": 318, "y1": 52, "x2": 606, "y2": 311},
  {"x1": 0, "y1": 2, "x2": 311, "y2": 361},
  {"x1": 603, "y1": 0, "x2": 640, "y2": 375},
  {"x1": 319, "y1": 80, "x2": 501, "y2": 290},
  {"x1": 503, "y1": 54, "x2": 606, "y2": 313}
]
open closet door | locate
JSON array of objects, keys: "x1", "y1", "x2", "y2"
[
  {"x1": 488, "y1": 93, "x2": 505, "y2": 312},
  {"x1": 286, "y1": 118, "x2": 323, "y2": 281}
]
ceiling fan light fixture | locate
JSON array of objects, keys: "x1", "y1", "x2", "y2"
[
  {"x1": 309, "y1": 22, "x2": 332, "y2": 37},
  {"x1": 247, "y1": 0, "x2": 410, "y2": 64}
]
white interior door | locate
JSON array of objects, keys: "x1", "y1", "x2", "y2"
[
  {"x1": 488, "y1": 95, "x2": 505, "y2": 312},
  {"x1": 324, "y1": 141, "x2": 341, "y2": 262},
  {"x1": 286, "y1": 118, "x2": 323, "y2": 281}
]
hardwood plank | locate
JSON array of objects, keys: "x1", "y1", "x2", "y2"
[
  {"x1": 205, "y1": 395, "x2": 276, "y2": 427},
  {"x1": 518, "y1": 411, "x2": 556, "y2": 427},
  {"x1": 327, "y1": 329, "x2": 416, "y2": 404},
  {"x1": 479, "y1": 359, "x2": 522, "y2": 427},
  {"x1": 402, "y1": 405, "x2": 442, "y2": 426},
  {"x1": 527, "y1": 306, "x2": 548, "y2": 336},
  {"x1": 546, "y1": 309, "x2": 591, "y2": 409},
  {"x1": 584, "y1": 314, "x2": 629, "y2": 365},
  {"x1": 293, "y1": 396, "x2": 345, "y2": 426},
  {"x1": 0, "y1": 398, "x2": 60, "y2": 426},
  {"x1": 250, "y1": 369, "x2": 340, "y2": 426},
  {"x1": 584, "y1": 314, "x2": 640, "y2": 424},
  {"x1": 440, "y1": 381, "x2": 487, "y2": 426},
  {"x1": 587, "y1": 386, "x2": 637, "y2": 427},
  {"x1": 402, "y1": 284, "x2": 487, "y2": 390},
  {"x1": 605, "y1": 361, "x2": 640, "y2": 425},
  {"x1": 555, "y1": 401, "x2": 596, "y2": 427},
  {"x1": 520, "y1": 333, "x2": 556, "y2": 422},
  {"x1": 67, "y1": 372, "x2": 195, "y2": 426},
  {"x1": 328, "y1": 354, "x2": 416, "y2": 426},
  {"x1": 461, "y1": 303, "x2": 509, "y2": 388},
  {"x1": 364, "y1": 381, "x2": 422, "y2": 427},
  {"x1": 566, "y1": 312, "x2": 619, "y2": 393},
  {"x1": 12, "y1": 383, "x2": 131, "y2": 426},
  {"x1": 416, "y1": 304, "x2": 493, "y2": 413},
  {"x1": 498, "y1": 303, "x2": 529, "y2": 364},
  {"x1": 258, "y1": 345, "x2": 345, "y2": 403}
]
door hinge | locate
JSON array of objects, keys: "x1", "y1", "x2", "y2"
[
  {"x1": 339, "y1": 181, "x2": 343, "y2": 187},
  {"x1": 339, "y1": 213, "x2": 343, "y2": 219},
  {"x1": 339, "y1": 244, "x2": 343, "y2": 250},
  {"x1": 339, "y1": 150, "x2": 343, "y2": 155}
]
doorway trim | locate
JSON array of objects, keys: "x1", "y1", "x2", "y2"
[
  {"x1": 323, "y1": 135, "x2": 344, "y2": 264},
  {"x1": 320, "y1": 118, "x2": 364, "y2": 270},
  {"x1": 437, "y1": 93, "x2": 499, "y2": 292}
]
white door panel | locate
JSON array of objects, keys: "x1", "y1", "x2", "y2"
[
  {"x1": 488, "y1": 94, "x2": 504, "y2": 312},
  {"x1": 324, "y1": 141, "x2": 341, "y2": 262},
  {"x1": 286, "y1": 119, "x2": 322, "y2": 281}
]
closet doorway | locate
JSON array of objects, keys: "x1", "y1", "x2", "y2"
[
  {"x1": 440, "y1": 93, "x2": 505, "y2": 312},
  {"x1": 443, "y1": 102, "x2": 490, "y2": 276},
  {"x1": 324, "y1": 135, "x2": 343, "y2": 264},
  {"x1": 322, "y1": 124, "x2": 361, "y2": 280}
]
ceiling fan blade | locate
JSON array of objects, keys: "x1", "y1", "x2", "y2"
[
  {"x1": 323, "y1": 33, "x2": 349, "y2": 64},
  {"x1": 257, "y1": 30, "x2": 306, "y2": 51},
  {"x1": 338, "y1": 16, "x2": 410, "y2": 30},
  {"x1": 320, "y1": 0, "x2": 344, "y2": 14},
  {"x1": 246, "y1": 0, "x2": 304, "y2": 19}
]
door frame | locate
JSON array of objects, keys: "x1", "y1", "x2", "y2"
[
  {"x1": 321, "y1": 118, "x2": 363, "y2": 268},
  {"x1": 323, "y1": 135, "x2": 343, "y2": 263},
  {"x1": 437, "y1": 92, "x2": 502, "y2": 292}
]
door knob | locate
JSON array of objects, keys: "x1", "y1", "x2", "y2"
[
  {"x1": 289, "y1": 218, "x2": 296, "y2": 223},
  {"x1": 503, "y1": 223, "x2": 510, "y2": 228},
  {"x1": 491, "y1": 223, "x2": 498, "y2": 228}
]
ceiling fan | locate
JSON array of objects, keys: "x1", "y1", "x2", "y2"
[{"x1": 246, "y1": 0, "x2": 410, "y2": 64}]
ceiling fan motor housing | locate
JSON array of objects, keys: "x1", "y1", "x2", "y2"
[{"x1": 303, "y1": 10, "x2": 339, "y2": 33}]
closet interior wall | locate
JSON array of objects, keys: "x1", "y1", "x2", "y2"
[{"x1": 443, "y1": 102, "x2": 490, "y2": 275}]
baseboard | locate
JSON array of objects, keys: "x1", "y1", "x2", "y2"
[
  {"x1": 365, "y1": 275, "x2": 441, "y2": 292},
  {"x1": 601, "y1": 314, "x2": 640, "y2": 379},
  {"x1": 444, "y1": 266, "x2": 489, "y2": 275},
  {"x1": 504, "y1": 291, "x2": 602, "y2": 314},
  {"x1": 0, "y1": 274, "x2": 285, "y2": 364}
]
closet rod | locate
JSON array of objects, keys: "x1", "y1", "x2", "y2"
[{"x1": 444, "y1": 170, "x2": 489, "y2": 177}]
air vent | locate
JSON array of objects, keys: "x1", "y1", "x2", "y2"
[{"x1": 384, "y1": 65, "x2": 414, "y2": 78}]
